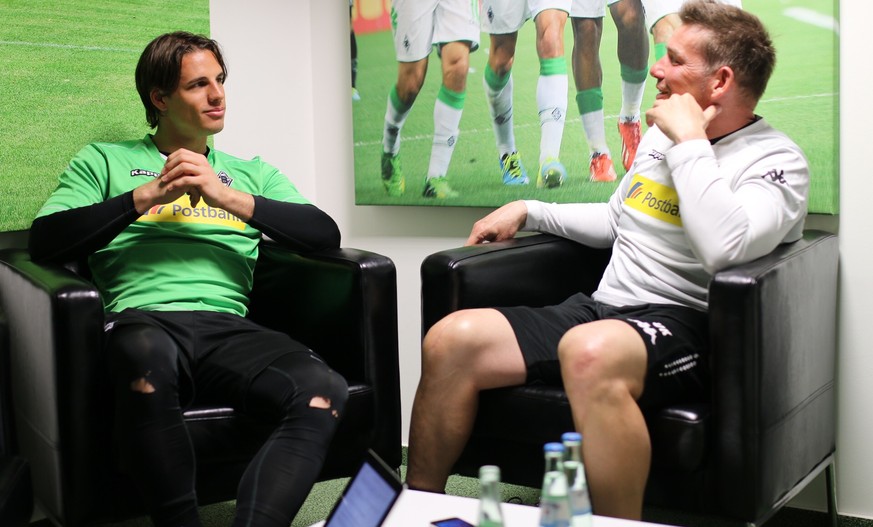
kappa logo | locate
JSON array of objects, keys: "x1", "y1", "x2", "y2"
[
  {"x1": 131, "y1": 168, "x2": 160, "y2": 178},
  {"x1": 648, "y1": 150, "x2": 666, "y2": 161},
  {"x1": 627, "y1": 318, "x2": 673, "y2": 345},
  {"x1": 762, "y1": 168, "x2": 787, "y2": 184},
  {"x1": 487, "y1": 6, "x2": 494, "y2": 23}
]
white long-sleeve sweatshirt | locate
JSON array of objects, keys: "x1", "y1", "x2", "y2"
[{"x1": 523, "y1": 118, "x2": 809, "y2": 311}]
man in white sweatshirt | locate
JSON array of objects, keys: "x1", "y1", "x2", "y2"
[{"x1": 406, "y1": 0, "x2": 808, "y2": 520}]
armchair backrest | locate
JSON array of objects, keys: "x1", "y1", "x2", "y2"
[
  {"x1": 0, "y1": 247, "x2": 108, "y2": 524},
  {"x1": 249, "y1": 241, "x2": 399, "y2": 386},
  {"x1": 421, "y1": 234, "x2": 611, "y2": 337},
  {"x1": 708, "y1": 230, "x2": 838, "y2": 519}
]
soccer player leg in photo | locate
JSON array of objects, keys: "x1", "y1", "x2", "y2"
[{"x1": 381, "y1": 0, "x2": 479, "y2": 199}]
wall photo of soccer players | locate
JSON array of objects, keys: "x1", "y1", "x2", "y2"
[{"x1": 351, "y1": 0, "x2": 839, "y2": 215}]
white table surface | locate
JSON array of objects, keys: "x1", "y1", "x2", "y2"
[{"x1": 309, "y1": 488, "x2": 676, "y2": 527}]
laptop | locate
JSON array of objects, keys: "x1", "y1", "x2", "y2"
[{"x1": 322, "y1": 449, "x2": 405, "y2": 527}]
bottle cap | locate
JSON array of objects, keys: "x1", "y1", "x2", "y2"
[
  {"x1": 479, "y1": 465, "x2": 501, "y2": 481},
  {"x1": 544, "y1": 442, "x2": 565, "y2": 453},
  {"x1": 561, "y1": 432, "x2": 582, "y2": 443}
]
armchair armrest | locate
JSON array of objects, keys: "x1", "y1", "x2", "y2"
[
  {"x1": 708, "y1": 230, "x2": 838, "y2": 519},
  {"x1": 420, "y1": 234, "x2": 612, "y2": 335},
  {"x1": 0, "y1": 248, "x2": 108, "y2": 522},
  {"x1": 248, "y1": 241, "x2": 401, "y2": 468}
]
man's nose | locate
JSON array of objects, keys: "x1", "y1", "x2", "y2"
[
  {"x1": 649, "y1": 56, "x2": 666, "y2": 79},
  {"x1": 208, "y1": 82, "x2": 224, "y2": 102}
]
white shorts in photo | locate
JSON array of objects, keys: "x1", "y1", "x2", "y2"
[
  {"x1": 481, "y1": 0, "x2": 571, "y2": 34},
  {"x1": 643, "y1": 0, "x2": 742, "y2": 32},
  {"x1": 392, "y1": 0, "x2": 480, "y2": 62},
  {"x1": 570, "y1": 0, "x2": 622, "y2": 19}
]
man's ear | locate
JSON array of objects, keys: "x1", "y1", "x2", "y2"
[
  {"x1": 709, "y1": 65, "x2": 734, "y2": 101},
  {"x1": 150, "y1": 89, "x2": 167, "y2": 112}
]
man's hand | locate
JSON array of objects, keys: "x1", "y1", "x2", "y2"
[
  {"x1": 465, "y1": 200, "x2": 528, "y2": 246},
  {"x1": 645, "y1": 93, "x2": 719, "y2": 143},
  {"x1": 159, "y1": 149, "x2": 228, "y2": 208},
  {"x1": 132, "y1": 170, "x2": 189, "y2": 214},
  {"x1": 132, "y1": 149, "x2": 254, "y2": 220}
]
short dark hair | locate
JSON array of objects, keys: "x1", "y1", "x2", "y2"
[
  {"x1": 680, "y1": 0, "x2": 775, "y2": 103},
  {"x1": 135, "y1": 31, "x2": 227, "y2": 129}
]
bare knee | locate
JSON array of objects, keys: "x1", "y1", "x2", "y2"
[
  {"x1": 422, "y1": 311, "x2": 482, "y2": 373},
  {"x1": 264, "y1": 354, "x2": 348, "y2": 421},
  {"x1": 396, "y1": 77, "x2": 423, "y2": 105},
  {"x1": 558, "y1": 325, "x2": 645, "y2": 400},
  {"x1": 536, "y1": 11, "x2": 568, "y2": 58},
  {"x1": 572, "y1": 17, "x2": 602, "y2": 48},
  {"x1": 309, "y1": 395, "x2": 339, "y2": 419},
  {"x1": 309, "y1": 369, "x2": 348, "y2": 419},
  {"x1": 611, "y1": 0, "x2": 644, "y2": 30},
  {"x1": 396, "y1": 62, "x2": 427, "y2": 104},
  {"x1": 130, "y1": 376, "x2": 156, "y2": 394},
  {"x1": 441, "y1": 52, "x2": 470, "y2": 92},
  {"x1": 488, "y1": 33, "x2": 517, "y2": 76},
  {"x1": 558, "y1": 328, "x2": 610, "y2": 383},
  {"x1": 652, "y1": 14, "x2": 681, "y2": 43}
]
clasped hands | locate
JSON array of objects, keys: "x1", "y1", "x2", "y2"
[{"x1": 133, "y1": 148, "x2": 250, "y2": 217}]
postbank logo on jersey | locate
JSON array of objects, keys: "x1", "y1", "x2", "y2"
[
  {"x1": 133, "y1": 166, "x2": 241, "y2": 228},
  {"x1": 138, "y1": 194, "x2": 245, "y2": 230},
  {"x1": 624, "y1": 174, "x2": 682, "y2": 226}
]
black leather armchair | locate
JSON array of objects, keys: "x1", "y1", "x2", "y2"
[
  {"x1": 421, "y1": 231, "x2": 838, "y2": 527},
  {"x1": 0, "y1": 234, "x2": 401, "y2": 527},
  {"x1": 0, "y1": 310, "x2": 33, "y2": 527}
]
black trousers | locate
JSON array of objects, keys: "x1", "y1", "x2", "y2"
[{"x1": 105, "y1": 309, "x2": 348, "y2": 527}]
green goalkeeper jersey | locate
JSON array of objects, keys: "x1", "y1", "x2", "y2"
[{"x1": 36, "y1": 134, "x2": 310, "y2": 316}]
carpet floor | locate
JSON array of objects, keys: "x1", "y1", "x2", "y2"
[{"x1": 55, "y1": 456, "x2": 868, "y2": 527}]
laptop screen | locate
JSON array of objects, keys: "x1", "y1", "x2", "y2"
[{"x1": 323, "y1": 450, "x2": 404, "y2": 527}]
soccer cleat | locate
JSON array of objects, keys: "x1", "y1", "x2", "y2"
[
  {"x1": 352, "y1": 87, "x2": 361, "y2": 101},
  {"x1": 500, "y1": 151, "x2": 529, "y2": 185},
  {"x1": 618, "y1": 117, "x2": 641, "y2": 172},
  {"x1": 381, "y1": 152, "x2": 405, "y2": 197},
  {"x1": 422, "y1": 176, "x2": 459, "y2": 199},
  {"x1": 537, "y1": 158, "x2": 566, "y2": 189},
  {"x1": 588, "y1": 152, "x2": 617, "y2": 182}
]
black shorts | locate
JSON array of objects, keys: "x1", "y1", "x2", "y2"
[
  {"x1": 495, "y1": 293, "x2": 709, "y2": 409},
  {"x1": 104, "y1": 309, "x2": 313, "y2": 409}
]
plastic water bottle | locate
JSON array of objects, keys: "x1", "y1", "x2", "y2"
[
  {"x1": 539, "y1": 442, "x2": 571, "y2": 527},
  {"x1": 562, "y1": 432, "x2": 593, "y2": 527},
  {"x1": 478, "y1": 465, "x2": 505, "y2": 527}
]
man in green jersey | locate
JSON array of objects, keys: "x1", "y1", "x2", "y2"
[{"x1": 29, "y1": 32, "x2": 347, "y2": 527}]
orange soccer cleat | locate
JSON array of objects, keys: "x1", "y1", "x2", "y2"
[
  {"x1": 589, "y1": 152, "x2": 617, "y2": 182},
  {"x1": 618, "y1": 118, "x2": 641, "y2": 172}
]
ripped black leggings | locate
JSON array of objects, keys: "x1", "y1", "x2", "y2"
[{"x1": 105, "y1": 309, "x2": 348, "y2": 527}]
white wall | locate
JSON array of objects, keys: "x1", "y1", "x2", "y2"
[{"x1": 210, "y1": 0, "x2": 872, "y2": 519}]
